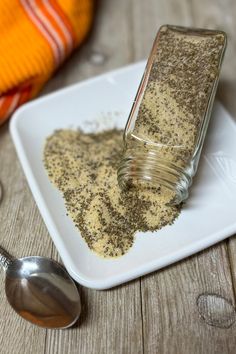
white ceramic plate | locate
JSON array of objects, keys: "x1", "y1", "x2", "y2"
[{"x1": 10, "y1": 61, "x2": 236, "y2": 290}]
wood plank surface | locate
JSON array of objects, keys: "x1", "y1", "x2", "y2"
[
  {"x1": 0, "y1": 124, "x2": 49, "y2": 353},
  {"x1": 0, "y1": 0, "x2": 236, "y2": 353}
]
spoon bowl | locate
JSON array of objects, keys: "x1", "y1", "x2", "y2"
[{"x1": 1, "y1": 249, "x2": 81, "y2": 329}]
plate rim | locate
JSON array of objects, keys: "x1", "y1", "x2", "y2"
[{"x1": 9, "y1": 61, "x2": 236, "y2": 289}]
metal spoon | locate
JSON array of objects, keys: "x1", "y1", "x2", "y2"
[
  {"x1": 0, "y1": 247, "x2": 81, "y2": 329},
  {"x1": 0, "y1": 179, "x2": 81, "y2": 329}
]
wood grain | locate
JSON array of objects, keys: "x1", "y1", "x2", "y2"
[
  {"x1": 0, "y1": 124, "x2": 49, "y2": 354},
  {"x1": 0, "y1": 0, "x2": 236, "y2": 353},
  {"x1": 141, "y1": 246, "x2": 236, "y2": 354}
]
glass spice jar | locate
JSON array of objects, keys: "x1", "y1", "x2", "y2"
[{"x1": 117, "y1": 25, "x2": 227, "y2": 204}]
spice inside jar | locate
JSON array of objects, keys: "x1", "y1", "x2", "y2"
[{"x1": 117, "y1": 25, "x2": 227, "y2": 204}]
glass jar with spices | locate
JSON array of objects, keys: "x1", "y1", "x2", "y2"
[{"x1": 117, "y1": 25, "x2": 227, "y2": 204}]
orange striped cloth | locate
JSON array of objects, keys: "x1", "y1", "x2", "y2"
[{"x1": 0, "y1": 0, "x2": 93, "y2": 125}]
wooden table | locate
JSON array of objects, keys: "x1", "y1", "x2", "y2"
[{"x1": 1, "y1": 1, "x2": 236, "y2": 353}]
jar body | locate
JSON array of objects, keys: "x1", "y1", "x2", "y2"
[{"x1": 118, "y1": 25, "x2": 227, "y2": 204}]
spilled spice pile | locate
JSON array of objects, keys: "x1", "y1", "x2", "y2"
[{"x1": 44, "y1": 129, "x2": 180, "y2": 258}]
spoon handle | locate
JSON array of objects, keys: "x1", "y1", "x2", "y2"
[{"x1": 0, "y1": 247, "x2": 13, "y2": 271}]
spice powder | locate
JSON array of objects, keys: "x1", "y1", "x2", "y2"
[
  {"x1": 129, "y1": 26, "x2": 226, "y2": 170},
  {"x1": 44, "y1": 129, "x2": 180, "y2": 258}
]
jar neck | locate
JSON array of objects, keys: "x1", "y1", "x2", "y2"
[{"x1": 117, "y1": 149, "x2": 192, "y2": 204}]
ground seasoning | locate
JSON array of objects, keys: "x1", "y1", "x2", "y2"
[
  {"x1": 43, "y1": 26, "x2": 226, "y2": 258},
  {"x1": 44, "y1": 129, "x2": 180, "y2": 258},
  {"x1": 131, "y1": 26, "x2": 226, "y2": 170}
]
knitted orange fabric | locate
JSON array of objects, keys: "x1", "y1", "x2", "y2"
[{"x1": 0, "y1": 0, "x2": 93, "y2": 125}]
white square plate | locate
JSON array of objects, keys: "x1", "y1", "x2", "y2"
[{"x1": 10, "y1": 61, "x2": 236, "y2": 289}]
